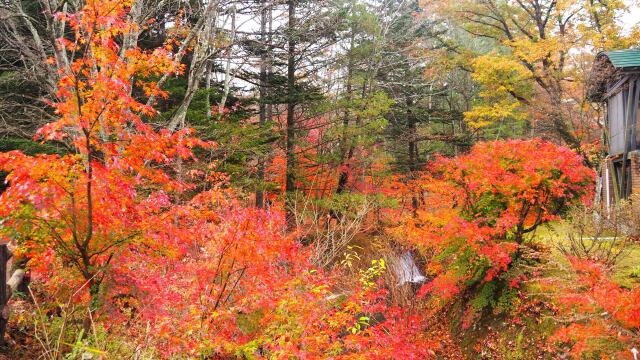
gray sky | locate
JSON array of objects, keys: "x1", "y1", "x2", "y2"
[{"x1": 623, "y1": 2, "x2": 640, "y2": 32}]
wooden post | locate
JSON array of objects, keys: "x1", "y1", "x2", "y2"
[{"x1": 0, "y1": 244, "x2": 9, "y2": 344}]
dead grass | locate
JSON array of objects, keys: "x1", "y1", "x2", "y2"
[{"x1": 535, "y1": 221, "x2": 640, "y2": 286}]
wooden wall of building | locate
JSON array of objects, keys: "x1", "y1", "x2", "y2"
[{"x1": 608, "y1": 91, "x2": 627, "y2": 156}]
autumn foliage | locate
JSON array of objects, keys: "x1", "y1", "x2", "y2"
[
  {"x1": 552, "y1": 258, "x2": 640, "y2": 357},
  {"x1": 0, "y1": 1, "x2": 434, "y2": 358},
  {"x1": 107, "y1": 194, "x2": 434, "y2": 357},
  {"x1": 392, "y1": 139, "x2": 594, "y2": 325},
  {"x1": 0, "y1": 0, "x2": 207, "y2": 302},
  {"x1": 0, "y1": 0, "x2": 624, "y2": 358}
]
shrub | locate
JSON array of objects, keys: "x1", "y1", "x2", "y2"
[
  {"x1": 391, "y1": 139, "x2": 594, "y2": 326},
  {"x1": 559, "y1": 201, "x2": 637, "y2": 268}
]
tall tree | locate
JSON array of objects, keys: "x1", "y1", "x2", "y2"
[
  {"x1": 0, "y1": 0, "x2": 206, "y2": 332},
  {"x1": 285, "y1": 0, "x2": 298, "y2": 225},
  {"x1": 428, "y1": 0, "x2": 640, "y2": 149},
  {"x1": 0, "y1": 0, "x2": 188, "y2": 137},
  {"x1": 255, "y1": 0, "x2": 274, "y2": 208}
]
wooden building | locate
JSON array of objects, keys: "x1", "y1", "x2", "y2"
[{"x1": 589, "y1": 49, "x2": 640, "y2": 210}]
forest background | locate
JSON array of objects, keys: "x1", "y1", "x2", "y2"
[{"x1": 0, "y1": 0, "x2": 640, "y2": 358}]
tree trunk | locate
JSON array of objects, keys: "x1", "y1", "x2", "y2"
[
  {"x1": 285, "y1": 0, "x2": 297, "y2": 228},
  {"x1": 256, "y1": 0, "x2": 271, "y2": 208},
  {"x1": 169, "y1": 6, "x2": 217, "y2": 131},
  {"x1": 407, "y1": 99, "x2": 419, "y2": 213},
  {"x1": 336, "y1": 15, "x2": 355, "y2": 195},
  {"x1": 82, "y1": 275, "x2": 101, "y2": 338}
]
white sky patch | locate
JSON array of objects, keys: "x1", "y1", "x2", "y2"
[{"x1": 622, "y1": 2, "x2": 640, "y2": 33}]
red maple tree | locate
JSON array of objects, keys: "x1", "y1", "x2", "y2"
[{"x1": 390, "y1": 139, "x2": 594, "y2": 326}]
